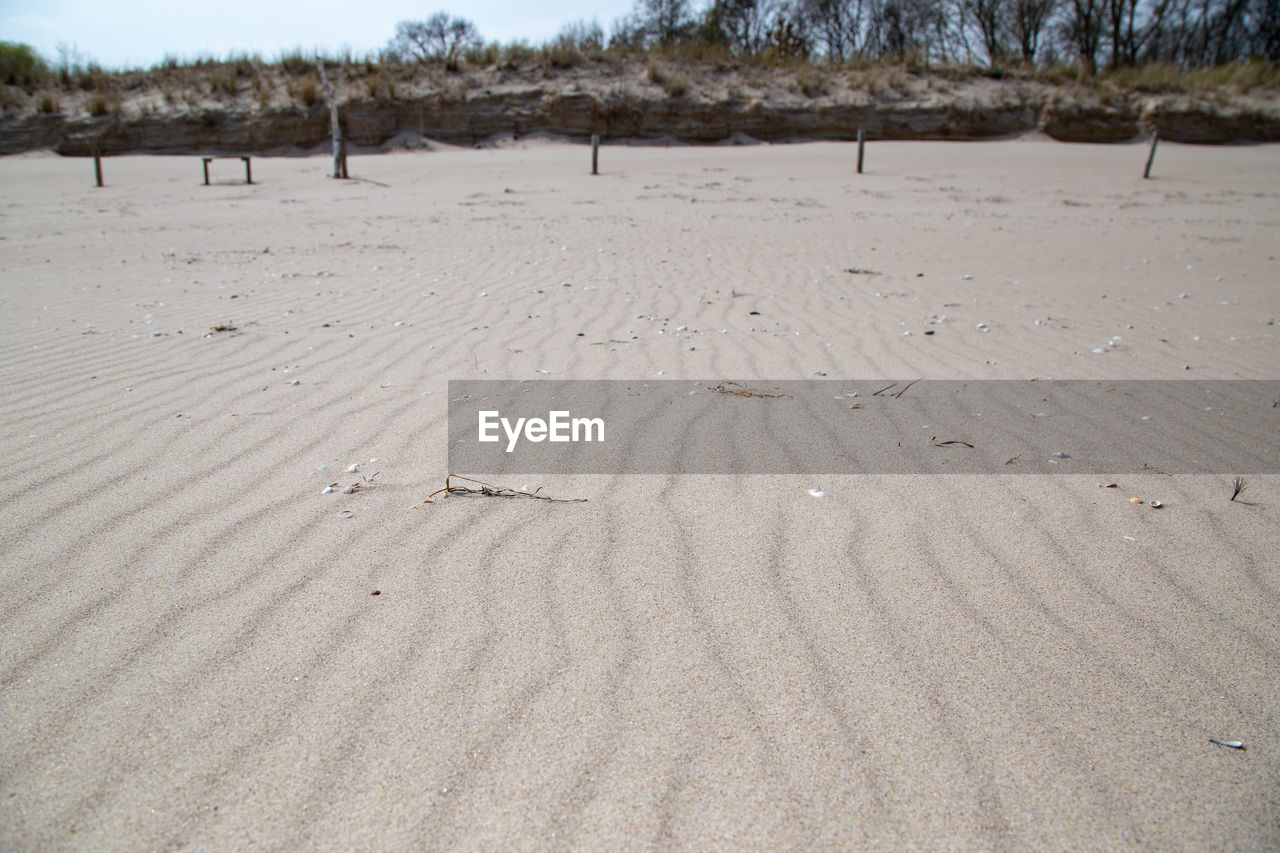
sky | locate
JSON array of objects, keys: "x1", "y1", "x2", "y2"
[{"x1": 0, "y1": 0, "x2": 640, "y2": 70}]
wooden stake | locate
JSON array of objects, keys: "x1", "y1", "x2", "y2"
[
  {"x1": 591, "y1": 134, "x2": 599, "y2": 175},
  {"x1": 93, "y1": 150, "x2": 103, "y2": 187},
  {"x1": 1143, "y1": 131, "x2": 1159, "y2": 179},
  {"x1": 857, "y1": 129, "x2": 865, "y2": 174},
  {"x1": 315, "y1": 58, "x2": 344, "y2": 179}
]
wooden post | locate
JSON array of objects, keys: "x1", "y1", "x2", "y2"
[
  {"x1": 243, "y1": 156, "x2": 252, "y2": 184},
  {"x1": 339, "y1": 139, "x2": 348, "y2": 179},
  {"x1": 316, "y1": 58, "x2": 344, "y2": 179},
  {"x1": 857, "y1": 129, "x2": 865, "y2": 174},
  {"x1": 591, "y1": 134, "x2": 599, "y2": 175},
  {"x1": 202, "y1": 158, "x2": 210, "y2": 185},
  {"x1": 1143, "y1": 131, "x2": 1159, "y2": 179},
  {"x1": 93, "y1": 150, "x2": 103, "y2": 187}
]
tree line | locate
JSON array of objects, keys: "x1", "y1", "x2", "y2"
[{"x1": 388, "y1": 0, "x2": 1278, "y2": 72}]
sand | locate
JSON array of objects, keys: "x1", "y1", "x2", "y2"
[{"x1": 1, "y1": 137, "x2": 1277, "y2": 849}]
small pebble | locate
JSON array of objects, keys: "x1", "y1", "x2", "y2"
[
  {"x1": 371, "y1": 590, "x2": 381, "y2": 596},
  {"x1": 924, "y1": 329, "x2": 935, "y2": 335},
  {"x1": 343, "y1": 486, "x2": 355, "y2": 494},
  {"x1": 322, "y1": 486, "x2": 333, "y2": 494},
  {"x1": 290, "y1": 379, "x2": 300, "y2": 386},
  {"x1": 1130, "y1": 497, "x2": 1144, "y2": 504},
  {"x1": 347, "y1": 464, "x2": 359, "y2": 473}
]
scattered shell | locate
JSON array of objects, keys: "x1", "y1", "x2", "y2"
[
  {"x1": 808, "y1": 489, "x2": 826, "y2": 498},
  {"x1": 1102, "y1": 483, "x2": 1118, "y2": 488},
  {"x1": 322, "y1": 486, "x2": 333, "y2": 494},
  {"x1": 347, "y1": 464, "x2": 359, "y2": 473},
  {"x1": 1209, "y1": 738, "x2": 1244, "y2": 749},
  {"x1": 535, "y1": 368, "x2": 550, "y2": 374},
  {"x1": 1150, "y1": 500, "x2": 1164, "y2": 508},
  {"x1": 1130, "y1": 497, "x2": 1144, "y2": 504},
  {"x1": 342, "y1": 486, "x2": 355, "y2": 494},
  {"x1": 338, "y1": 509, "x2": 354, "y2": 518},
  {"x1": 1051, "y1": 452, "x2": 1071, "y2": 459},
  {"x1": 371, "y1": 590, "x2": 381, "y2": 596},
  {"x1": 290, "y1": 379, "x2": 300, "y2": 386}
]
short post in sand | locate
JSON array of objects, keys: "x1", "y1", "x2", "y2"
[
  {"x1": 315, "y1": 58, "x2": 347, "y2": 179},
  {"x1": 93, "y1": 150, "x2": 103, "y2": 187},
  {"x1": 591, "y1": 134, "x2": 599, "y2": 175},
  {"x1": 1143, "y1": 131, "x2": 1159, "y2": 179},
  {"x1": 857, "y1": 129, "x2": 865, "y2": 174}
]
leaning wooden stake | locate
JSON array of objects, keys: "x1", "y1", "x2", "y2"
[
  {"x1": 857, "y1": 129, "x2": 865, "y2": 174},
  {"x1": 315, "y1": 58, "x2": 346, "y2": 179},
  {"x1": 591, "y1": 134, "x2": 599, "y2": 175},
  {"x1": 1143, "y1": 131, "x2": 1159, "y2": 179},
  {"x1": 93, "y1": 150, "x2": 103, "y2": 187}
]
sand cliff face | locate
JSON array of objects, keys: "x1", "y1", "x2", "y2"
[{"x1": 3, "y1": 77, "x2": 1278, "y2": 156}]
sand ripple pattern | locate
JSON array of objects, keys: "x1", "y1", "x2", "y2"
[{"x1": 1, "y1": 142, "x2": 1278, "y2": 849}]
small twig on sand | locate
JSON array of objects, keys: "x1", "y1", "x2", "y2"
[
  {"x1": 932, "y1": 437, "x2": 974, "y2": 448},
  {"x1": 1231, "y1": 476, "x2": 1247, "y2": 501},
  {"x1": 427, "y1": 474, "x2": 586, "y2": 502},
  {"x1": 709, "y1": 381, "x2": 789, "y2": 399}
]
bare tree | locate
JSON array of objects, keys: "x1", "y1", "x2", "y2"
[
  {"x1": 965, "y1": 0, "x2": 1011, "y2": 60},
  {"x1": 800, "y1": 0, "x2": 867, "y2": 59},
  {"x1": 1010, "y1": 0, "x2": 1057, "y2": 61},
  {"x1": 389, "y1": 13, "x2": 481, "y2": 64},
  {"x1": 1062, "y1": 0, "x2": 1105, "y2": 71},
  {"x1": 632, "y1": 0, "x2": 697, "y2": 45},
  {"x1": 710, "y1": 0, "x2": 784, "y2": 54}
]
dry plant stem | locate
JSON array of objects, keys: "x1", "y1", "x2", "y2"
[
  {"x1": 427, "y1": 474, "x2": 587, "y2": 502},
  {"x1": 1231, "y1": 476, "x2": 1247, "y2": 501},
  {"x1": 709, "y1": 381, "x2": 789, "y2": 399}
]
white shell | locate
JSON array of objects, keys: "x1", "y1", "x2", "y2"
[
  {"x1": 342, "y1": 486, "x2": 355, "y2": 494},
  {"x1": 808, "y1": 489, "x2": 826, "y2": 498},
  {"x1": 1150, "y1": 500, "x2": 1164, "y2": 508},
  {"x1": 322, "y1": 486, "x2": 333, "y2": 494},
  {"x1": 347, "y1": 464, "x2": 358, "y2": 473}
]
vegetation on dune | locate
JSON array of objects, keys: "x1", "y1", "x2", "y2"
[{"x1": 0, "y1": 0, "x2": 1275, "y2": 119}]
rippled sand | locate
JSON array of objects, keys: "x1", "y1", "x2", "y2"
[{"x1": 2, "y1": 139, "x2": 1278, "y2": 849}]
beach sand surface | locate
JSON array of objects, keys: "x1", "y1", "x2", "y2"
[{"x1": 1, "y1": 139, "x2": 1278, "y2": 849}]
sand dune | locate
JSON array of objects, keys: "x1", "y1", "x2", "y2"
[{"x1": 1, "y1": 138, "x2": 1278, "y2": 849}]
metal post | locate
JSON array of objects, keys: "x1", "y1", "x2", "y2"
[
  {"x1": 1143, "y1": 131, "x2": 1159, "y2": 179},
  {"x1": 202, "y1": 158, "x2": 210, "y2": 186},
  {"x1": 857, "y1": 129, "x2": 865, "y2": 175},
  {"x1": 244, "y1": 156, "x2": 252, "y2": 184},
  {"x1": 591, "y1": 134, "x2": 599, "y2": 175},
  {"x1": 93, "y1": 151, "x2": 103, "y2": 187}
]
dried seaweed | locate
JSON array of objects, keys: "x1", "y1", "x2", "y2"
[
  {"x1": 872, "y1": 380, "x2": 919, "y2": 398},
  {"x1": 709, "y1": 382, "x2": 790, "y2": 399},
  {"x1": 932, "y1": 438, "x2": 974, "y2": 448},
  {"x1": 1231, "y1": 476, "x2": 1247, "y2": 501},
  {"x1": 427, "y1": 474, "x2": 586, "y2": 502}
]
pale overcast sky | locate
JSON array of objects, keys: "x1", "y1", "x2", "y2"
[{"x1": 0, "y1": 0, "x2": 641, "y2": 69}]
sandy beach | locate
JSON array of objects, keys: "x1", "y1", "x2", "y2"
[{"x1": 1, "y1": 137, "x2": 1278, "y2": 848}]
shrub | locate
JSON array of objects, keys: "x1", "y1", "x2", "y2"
[
  {"x1": 296, "y1": 75, "x2": 320, "y2": 106},
  {"x1": 37, "y1": 90, "x2": 58, "y2": 113},
  {"x1": 0, "y1": 41, "x2": 47, "y2": 87},
  {"x1": 87, "y1": 92, "x2": 109, "y2": 115}
]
